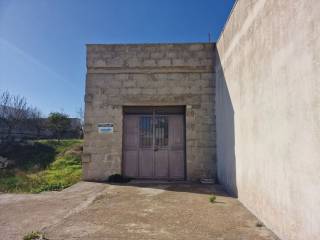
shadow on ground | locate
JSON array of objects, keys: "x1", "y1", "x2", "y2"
[{"x1": 107, "y1": 182, "x2": 231, "y2": 197}]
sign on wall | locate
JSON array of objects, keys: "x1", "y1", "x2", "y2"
[{"x1": 97, "y1": 123, "x2": 114, "y2": 134}]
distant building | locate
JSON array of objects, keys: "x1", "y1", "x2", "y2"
[{"x1": 0, "y1": 117, "x2": 82, "y2": 142}]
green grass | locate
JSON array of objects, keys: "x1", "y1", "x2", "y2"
[{"x1": 0, "y1": 139, "x2": 83, "y2": 193}]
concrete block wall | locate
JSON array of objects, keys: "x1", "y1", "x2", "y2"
[
  {"x1": 215, "y1": 0, "x2": 320, "y2": 239},
  {"x1": 84, "y1": 43, "x2": 216, "y2": 181}
]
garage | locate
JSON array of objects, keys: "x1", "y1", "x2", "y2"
[
  {"x1": 123, "y1": 106, "x2": 185, "y2": 180},
  {"x1": 83, "y1": 43, "x2": 216, "y2": 181}
]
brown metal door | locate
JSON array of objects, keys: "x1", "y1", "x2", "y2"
[
  {"x1": 154, "y1": 116, "x2": 169, "y2": 178},
  {"x1": 139, "y1": 116, "x2": 154, "y2": 177},
  {"x1": 168, "y1": 115, "x2": 185, "y2": 179},
  {"x1": 123, "y1": 115, "x2": 139, "y2": 177},
  {"x1": 123, "y1": 109, "x2": 185, "y2": 179}
]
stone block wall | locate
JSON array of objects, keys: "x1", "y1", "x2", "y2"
[{"x1": 84, "y1": 43, "x2": 216, "y2": 181}]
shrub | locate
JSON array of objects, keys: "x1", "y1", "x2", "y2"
[
  {"x1": 209, "y1": 194, "x2": 216, "y2": 203},
  {"x1": 23, "y1": 231, "x2": 47, "y2": 240},
  {"x1": 256, "y1": 221, "x2": 264, "y2": 227}
]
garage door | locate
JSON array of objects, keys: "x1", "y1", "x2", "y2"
[{"x1": 123, "y1": 107, "x2": 185, "y2": 180}]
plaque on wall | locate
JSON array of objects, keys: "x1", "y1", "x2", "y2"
[{"x1": 97, "y1": 123, "x2": 114, "y2": 134}]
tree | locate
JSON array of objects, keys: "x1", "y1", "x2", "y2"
[
  {"x1": 47, "y1": 112, "x2": 71, "y2": 140},
  {"x1": 0, "y1": 90, "x2": 29, "y2": 140},
  {"x1": 28, "y1": 107, "x2": 44, "y2": 139},
  {"x1": 77, "y1": 106, "x2": 84, "y2": 138}
]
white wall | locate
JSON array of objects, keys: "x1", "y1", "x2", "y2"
[{"x1": 215, "y1": 0, "x2": 320, "y2": 239}]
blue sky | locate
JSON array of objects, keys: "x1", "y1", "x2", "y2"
[{"x1": 0, "y1": 0, "x2": 235, "y2": 117}]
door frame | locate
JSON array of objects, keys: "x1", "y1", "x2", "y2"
[{"x1": 122, "y1": 106, "x2": 186, "y2": 180}]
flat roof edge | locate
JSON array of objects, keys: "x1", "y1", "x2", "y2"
[{"x1": 86, "y1": 42, "x2": 216, "y2": 47}]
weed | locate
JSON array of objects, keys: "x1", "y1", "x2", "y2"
[
  {"x1": 256, "y1": 221, "x2": 264, "y2": 227},
  {"x1": 0, "y1": 139, "x2": 83, "y2": 193},
  {"x1": 209, "y1": 194, "x2": 217, "y2": 203},
  {"x1": 23, "y1": 231, "x2": 47, "y2": 240}
]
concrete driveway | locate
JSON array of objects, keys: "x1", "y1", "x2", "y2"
[{"x1": 0, "y1": 182, "x2": 278, "y2": 240}]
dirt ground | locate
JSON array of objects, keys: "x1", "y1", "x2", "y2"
[{"x1": 0, "y1": 182, "x2": 279, "y2": 240}]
